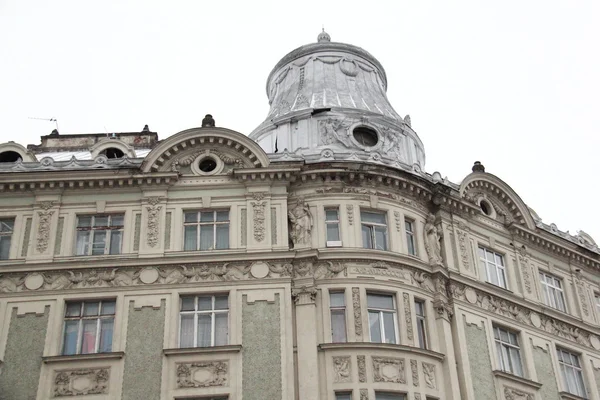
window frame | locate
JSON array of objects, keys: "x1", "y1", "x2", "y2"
[
  {"x1": 595, "y1": 293, "x2": 600, "y2": 319},
  {"x1": 556, "y1": 347, "x2": 587, "y2": 398},
  {"x1": 493, "y1": 325, "x2": 524, "y2": 377},
  {"x1": 75, "y1": 214, "x2": 124, "y2": 256},
  {"x1": 367, "y1": 292, "x2": 398, "y2": 344},
  {"x1": 335, "y1": 391, "x2": 353, "y2": 400},
  {"x1": 404, "y1": 219, "x2": 416, "y2": 256},
  {"x1": 325, "y1": 207, "x2": 342, "y2": 247},
  {"x1": 183, "y1": 209, "x2": 230, "y2": 251},
  {"x1": 329, "y1": 290, "x2": 347, "y2": 343},
  {"x1": 374, "y1": 391, "x2": 406, "y2": 400},
  {"x1": 414, "y1": 299, "x2": 428, "y2": 349},
  {"x1": 0, "y1": 218, "x2": 14, "y2": 260},
  {"x1": 360, "y1": 210, "x2": 389, "y2": 251},
  {"x1": 478, "y1": 246, "x2": 508, "y2": 289},
  {"x1": 61, "y1": 299, "x2": 116, "y2": 355},
  {"x1": 539, "y1": 271, "x2": 567, "y2": 312},
  {"x1": 179, "y1": 294, "x2": 229, "y2": 348}
]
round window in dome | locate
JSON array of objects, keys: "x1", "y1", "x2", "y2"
[
  {"x1": 352, "y1": 126, "x2": 378, "y2": 147},
  {"x1": 198, "y1": 157, "x2": 218, "y2": 173},
  {"x1": 480, "y1": 199, "x2": 493, "y2": 216}
]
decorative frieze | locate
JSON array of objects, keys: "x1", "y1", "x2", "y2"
[
  {"x1": 372, "y1": 357, "x2": 405, "y2": 383},
  {"x1": 333, "y1": 356, "x2": 352, "y2": 382},
  {"x1": 503, "y1": 386, "x2": 533, "y2": 400},
  {"x1": 146, "y1": 197, "x2": 162, "y2": 248},
  {"x1": 352, "y1": 287, "x2": 363, "y2": 340},
  {"x1": 176, "y1": 361, "x2": 228, "y2": 388},
  {"x1": 404, "y1": 293, "x2": 414, "y2": 341},
  {"x1": 251, "y1": 192, "x2": 267, "y2": 242},
  {"x1": 357, "y1": 355, "x2": 366, "y2": 382},
  {"x1": 54, "y1": 368, "x2": 109, "y2": 397},
  {"x1": 455, "y1": 223, "x2": 471, "y2": 270},
  {"x1": 410, "y1": 359, "x2": 418, "y2": 386},
  {"x1": 575, "y1": 276, "x2": 589, "y2": 317},
  {"x1": 36, "y1": 202, "x2": 55, "y2": 253},
  {"x1": 422, "y1": 362, "x2": 436, "y2": 389}
]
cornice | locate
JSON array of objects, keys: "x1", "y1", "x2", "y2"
[
  {"x1": 318, "y1": 342, "x2": 445, "y2": 361},
  {"x1": 163, "y1": 345, "x2": 242, "y2": 356},
  {"x1": 43, "y1": 351, "x2": 124, "y2": 364}
]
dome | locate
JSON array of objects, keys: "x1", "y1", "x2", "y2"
[{"x1": 250, "y1": 32, "x2": 426, "y2": 169}]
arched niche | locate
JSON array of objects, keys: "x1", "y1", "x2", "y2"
[
  {"x1": 90, "y1": 139, "x2": 136, "y2": 159},
  {"x1": 0, "y1": 142, "x2": 37, "y2": 163}
]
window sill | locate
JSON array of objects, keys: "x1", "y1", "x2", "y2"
[
  {"x1": 318, "y1": 342, "x2": 444, "y2": 361},
  {"x1": 492, "y1": 370, "x2": 542, "y2": 389},
  {"x1": 559, "y1": 392, "x2": 588, "y2": 400},
  {"x1": 163, "y1": 344, "x2": 242, "y2": 356},
  {"x1": 484, "y1": 281, "x2": 513, "y2": 294},
  {"x1": 43, "y1": 351, "x2": 124, "y2": 364}
]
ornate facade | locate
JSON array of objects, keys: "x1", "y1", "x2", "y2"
[{"x1": 0, "y1": 32, "x2": 599, "y2": 400}]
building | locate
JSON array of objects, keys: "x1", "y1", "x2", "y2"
[{"x1": 0, "y1": 31, "x2": 599, "y2": 400}]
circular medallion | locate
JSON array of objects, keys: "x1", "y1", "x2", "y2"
[
  {"x1": 530, "y1": 312, "x2": 542, "y2": 328},
  {"x1": 139, "y1": 267, "x2": 159, "y2": 284},
  {"x1": 24, "y1": 273, "x2": 44, "y2": 290},
  {"x1": 250, "y1": 262, "x2": 270, "y2": 279},
  {"x1": 465, "y1": 287, "x2": 477, "y2": 304},
  {"x1": 590, "y1": 335, "x2": 600, "y2": 350}
]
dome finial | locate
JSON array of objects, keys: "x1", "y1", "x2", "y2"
[{"x1": 317, "y1": 28, "x2": 331, "y2": 43}]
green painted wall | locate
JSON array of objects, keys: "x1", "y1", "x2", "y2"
[
  {"x1": 532, "y1": 347, "x2": 560, "y2": 400},
  {"x1": 242, "y1": 294, "x2": 282, "y2": 400},
  {"x1": 0, "y1": 307, "x2": 49, "y2": 400},
  {"x1": 465, "y1": 323, "x2": 495, "y2": 399},
  {"x1": 121, "y1": 301, "x2": 165, "y2": 400}
]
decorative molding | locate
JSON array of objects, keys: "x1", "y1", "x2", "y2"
[
  {"x1": 414, "y1": 394, "x2": 422, "y2": 400},
  {"x1": 164, "y1": 345, "x2": 242, "y2": 356},
  {"x1": 271, "y1": 207, "x2": 277, "y2": 244},
  {"x1": 493, "y1": 370, "x2": 542, "y2": 390},
  {"x1": 145, "y1": 197, "x2": 162, "y2": 248},
  {"x1": 360, "y1": 389, "x2": 369, "y2": 400},
  {"x1": 456, "y1": 227, "x2": 471, "y2": 270},
  {"x1": 574, "y1": 277, "x2": 589, "y2": 317},
  {"x1": 241, "y1": 208, "x2": 247, "y2": 246},
  {"x1": 333, "y1": 356, "x2": 352, "y2": 382},
  {"x1": 54, "y1": 368, "x2": 109, "y2": 397},
  {"x1": 372, "y1": 356, "x2": 405, "y2": 383},
  {"x1": 422, "y1": 362, "x2": 436, "y2": 389},
  {"x1": 424, "y1": 214, "x2": 444, "y2": 267},
  {"x1": 292, "y1": 285, "x2": 317, "y2": 305},
  {"x1": 318, "y1": 342, "x2": 445, "y2": 362},
  {"x1": 36, "y1": 205, "x2": 55, "y2": 253},
  {"x1": 347, "y1": 204, "x2": 354, "y2": 225},
  {"x1": 43, "y1": 352, "x2": 124, "y2": 364},
  {"x1": 357, "y1": 355, "x2": 366, "y2": 382},
  {"x1": 394, "y1": 211, "x2": 401, "y2": 232},
  {"x1": 404, "y1": 293, "x2": 414, "y2": 341},
  {"x1": 518, "y1": 254, "x2": 533, "y2": 294},
  {"x1": 352, "y1": 287, "x2": 363, "y2": 340},
  {"x1": 503, "y1": 386, "x2": 534, "y2": 400},
  {"x1": 176, "y1": 361, "x2": 228, "y2": 388},
  {"x1": 288, "y1": 198, "x2": 312, "y2": 245},
  {"x1": 251, "y1": 195, "x2": 267, "y2": 242},
  {"x1": 411, "y1": 359, "x2": 418, "y2": 386}
]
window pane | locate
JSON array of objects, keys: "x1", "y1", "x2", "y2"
[
  {"x1": 369, "y1": 311, "x2": 382, "y2": 342},
  {"x1": 200, "y1": 211, "x2": 214, "y2": 222},
  {"x1": 101, "y1": 301, "x2": 116, "y2": 315},
  {"x1": 94, "y1": 216, "x2": 109, "y2": 227},
  {"x1": 215, "y1": 224, "x2": 229, "y2": 249},
  {"x1": 417, "y1": 320, "x2": 426, "y2": 349},
  {"x1": 326, "y1": 223, "x2": 340, "y2": 242},
  {"x1": 498, "y1": 269, "x2": 507, "y2": 288},
  {"x1": 198, "y1": 296, "x2": 212, "y2": 311},
  {"x1": 199, "y1": 225, "x2": 214, "y2": 250},
  {"x1": 361, "y1": 211, "x2": 386, "y2": 224},
  {"x1": 77, "y1": 216, "x2": 92, "y2": 228},
  {"x1": 179, "y1": 314, "x2": 194, "y2": 347},
  {"x1": 368, "y1": 294, "x2": 394, "y2": 310},
  {"x1": 362, "y1": 225, "x2": 372, "y2": 249},
  {"x1": 0, "y1": 219, "x2": 14, "y2": 231},
  {"x1": 406, "y1": 234, "x2": 415, "y2": 255},
  {"x1": 214, "y1": 313, "x2": 228, "y2": 346},
  {"x1": 181, "y1": 297, "x2": 195, "y2": 311},
  {"x1": 184, "y1": 225, "x2": 197, "y2": 251},
  {"x1": 330, "y1": 292, "x2": 345, "y2": 307},
  {"x1": 415, "y1": 301, "x2": 425, "y2": 316},
  {"x1": 76, "y1": 231, "x2": 90, "y2": 255},
  {"x1": 495, "y1": 254, "x2": 504, "y2": 266},
  {"x1": 325, "y1": 209, "x2": 339, "y2": 221},
  {"x1": 83, "y1": 302, "x2": 100, "y2": 316},
  {"x1": 109, "y1": 230, "x2": 122, "y2": 254},
  {"x1": 375, "y1": 392, "x2": 404, "y2": 400},
  {"x1": 0, "y1": 237, "x2": 11, "y2": 259},
  {"x1": 184, "y1": 212, "x2": 198, "y2": 223},
  {"x1": 383, "y1": 312, "x2": 396, "y2": 344},
  {"x1": 374, "y1": 226, "x2": 387, "y2": 250},
  {"x1": 488, "y1": 264, "x2": 499, "y2": 286},
  {"x1": 556, "y1": 292, "x2": 566, "y2": 312},
  {"x1": 509, "y1": 348, "x2": 523, "y2": 376},
  {"x1": 197, "y1": 314, "x2": 212, "y2": 347},
  {"x1": 99, "y1": 318, "x2": 113, "y2": 352},
  {"x1": 91, "y1": 230, "x2": 107, "y2": 255},
  {"x1": 216, "y1": 211, "x2": 229, "y2": 222},
  {"x1": 574, "y1": 369, "x2": 586, "y2": 396},
  {"x1": 331, "y1": 310, "x2": 347, "y2": 342},
  {"x1": 215, "y1": 296, "x2": 229, "y2": 310},
  {"x1": 63, "y1": 320, "x2": 79, "y2": 355},
  {"x1": 80, "y1": 320, "x2": 97, "y2": 354},
  {"x1": 335, "y1": 394, "x2": 351, "y2": 400},
  {"x1": 65, "y1": 303, "x2": 81, "y2": 317},
  {"x1": 111, "y1": 215, "x2": 124, "y2": 226}
]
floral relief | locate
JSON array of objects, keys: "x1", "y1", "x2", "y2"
[
  {"x1": 53, "y1": 368, "x2": 109, "y2": 397},
  {"x1": 333, "y1": 356, "x2": 352, "y2": 382},
  {"x1": 176, "y1": 361, "x2": 228, "y2": 388},
  {"x1": 146, "y1": 197, "x2": 162, "y2": 248},
  {"x1": 352, "y1": 288, "x2": 363, "y2": 340},
  {"x1": 372, "y1": 357, "x2": 406, "y2": 384},
  {"x1": 36, "y1": 202, "x2": 55, "y2": 253},
  {"x1": 357, "y1": 355, "x2": 366, "y2": 382}
]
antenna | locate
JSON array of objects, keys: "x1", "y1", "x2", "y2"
[{"x1": 28, "y1": 117, "x2": 59, "y2": 131}]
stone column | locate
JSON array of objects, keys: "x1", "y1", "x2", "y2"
[{"x1": 292, "y1": 278, "x2": 319, "y2": 400}]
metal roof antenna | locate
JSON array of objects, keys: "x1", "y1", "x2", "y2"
[{"x1": 28, "y1": 117, "x2": 59, "y2": 132}]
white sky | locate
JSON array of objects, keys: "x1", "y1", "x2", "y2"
[{"x1": 1, "y1": 1, "x2": 599, "y2": 241}]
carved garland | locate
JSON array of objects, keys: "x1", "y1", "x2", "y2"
[
  {"x1": 176, "y1": 361, "x2": 228, "y2": 388},
  {"x1": 54, "y1": 368, "x2": 109, "y2": 397},
  {"x1": 403, "y1": 293, "x2": 414, "y2": 342},
  {"x1": 372, "y1": 357, "x2": 406, "y2": 383},
  {"x1": 352, "y1": 288, "x2": 363, "y2": 340}
]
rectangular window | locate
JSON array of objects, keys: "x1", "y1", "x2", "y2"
[
  {"x1": 539, "y1": 272, "x2": 566, "y2": 312},
  {"x1": 75, "y1": 214, "x2": 124, "y2": 256},
  {"x1": 557, "y1": 348, "x2": 586, "y2": 398},
  {"x1": 0, "y1": 218, "x2": 14, "y2": 260},
  {"x1": 478, "y1": 246, "x2": 507, "y2": 289},
  {"x1": 596, "y1": 293, "x2": 600, "y2": 316},
  {"x1": 375, "y1": 392, "x2": 405, "y2": 400},
  {"x1": 335, "y1": 392, "x2": 352, "y2": 400},
  {"x1": 325, "y1": 208, "x2": 342, "y2": 247},
  {"x1": 180, "y1": 295, "x2": 228, "y2": 348},
  {"x1": 415, "y1": 300, "x2": 428, "y2": 349},
  {"x1": 368, "y1": 293, "x2": 397, "y2": 344},
  {"x1": 183, "y1": 210, "x2": 230, "y2": 251},
  {"x1": 493, "y1": 326, "x2": 523, "y2": 377},
  {"x1": 330, "y1": 291, "x2": 347, "y2": 343},
  {"x1": 361, "y1": 211, "x2": 388, "y2": 251},
  {"x1": 62, "y1": 300, "x2": 115, "y2": 355},
  {"x1": 405, "y1": 220, "x2": 416, "y2": 256}
]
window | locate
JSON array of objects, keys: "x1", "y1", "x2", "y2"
[
  {"x1": 183, "y1": 210, "x2": 229, "y2": 251},
  {"x1": 595, "y1": 293, "x2": 600, "y2": 316},
  {"x1": 478, "y1": 246, "x2": 507, "y2": 288},
  {"x1": 0, "y1": 218, "x2": 14, "y2": 259},
  {"x1": 325, "y1": 208, "x2": 341, "y2": 247},
  {"x1": 493, "y1": 326, "x2": 523, "y2": 377},
  {"x1": 75, "y1": 214, "x2": 123, "y2": 255},
  {"x1": 557, "y1": 348, "x2": 587, "y2": 398},
  {"x1": 180, "y1": 295, "x2": 228, "y2": 347},
  {"x1": 375, "y1": 392, "x2": 405, "y2": 400},
  {"x1": 415, "y1": 300, "x2": 428, "y2": 349},
  {"x1": 539, "y1": 272, "x2": 566, "y2": 312},
  {"x1": 368, "y1": 293, "x2": 397, "y2": 344},
  {"x1": 335, "y1": 392, "x2": 352, "y2": 400},
  {"x1": 361, "y1": 211, "x2": 388, "y2": 251},
  {"x1": 62, "y1": 300, "x2": 115, "y2": 355},
  {"x1": 405, "y1": 220, "x2": 416, "y2": 256},
  {"x1": 330, "y1": 291, "x2": 347, "y2": 342}
]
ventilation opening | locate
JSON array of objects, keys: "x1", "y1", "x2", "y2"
[
  {"x1": 199, "y1": 157, "x2": 217, "y2": 173},
  {"x1": 480, "y1": 199, "x2": 493, "y2": 216},
  {"x1": 102, "y1": 148, "x2": 125, "y2": 159},
  {"x1": 0, "y1": 151, "x2": 23, "y2": 163},
  {"x1": 353, "y1": 126, "x2": 378, "y2": 147}
]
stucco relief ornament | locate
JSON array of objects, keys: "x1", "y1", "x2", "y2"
[
  {"x1": 424, "y1": 214, "x2": 444, "y2": 267},
  {"x1": 176, "y1": 361, "x2": 228, "y2": 388},
  {"x1": 410, "y1": 359, "x2": 419, "y2": 386},
  {"x1": 346, "y1": 204, "x2": 354, "y2": 225},
  {"x1": 575, "y1": 274, "x2": 590, "y2": 317},
  {"x1": 357, "y1": 355, "x2": 366, "y2": 382},
  {"x1": 319, "y1": 118, "x2": 351, "y2": 147},
  {"x1": 292, "y1": 285, "x2": 317, "y2": 305},
  {"x1": 372, "y1": 357, "x2": 406, "y2": 383},
  {"x1": 422, "y1": 362, "x2": 436, "y2": 389},
  {"x1": 403, "y1": 293, "x2": 414, "y2": 341},
  {"x1": 146, "y1": 197, "x2": 162, "y2": 248},
  {"x1": 54, "y1": 368, "x2": 109, "y2": 396},
  {"x1": 503, "y1": 386, "x2": 533, "y2": 400},
  {"x1": 251, "y1": 192, "x2": 267, "y2": 242},
  {"x1": 288, "y1": 198, "x2": 313, "y2": 245},
  {"x1": 333, "y1": 356, "x2": 352, "y2": 382},
  {"x1": 352, "y1": 288, "x2": 363, "y2": 340},
  {"x1": 36, "y1": 201, "x2": 55, "y2": 253},
  {"x1": 360, "y1": 389, "x2": 369, "y2": 400}
]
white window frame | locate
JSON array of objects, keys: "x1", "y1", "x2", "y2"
[
  {"x1": 539, "y1": 271, "x2": 567, "y2": 312},
  {"x1": 414, "y1": 299, "x2": 428, "y2": 349},
  {"x1": 493, "y1": 325, "x2": 524, "y2": 377},
  {"x1": 0, "y1": 218, "x2": 14, "y2": 260},
  {"x1": 595, "y1": 293, "x2": 600, "y2": 319},
  {"x1": 179, "y1": 294, "x2": 229, "y2": 348},
  {"x1": 325, "y1": 207, "x2": 342, "y2": 247},
  {"x1": 478, "y1": 246, "x2": 508, "y2": 289},
  {"x1": 183, "y1": 210, "x2": 230, "y2": 251},
  {"x1": 62, "y1": 300, "x2": 116, "y2": 355},
  {"x1": 557, "y1": 348, "x2": 587, "y2": 398},
  {"x1": 405, "y1": 219, "x2": 416, "y2": 256},
  {"x1": 330, "y1": 291, "x2": 347, "y2": 343},
  {"x1": 335, "y1": 392, "x2": 353, "y2": 400},
  {"x1": 75, "y1": 214, "x2": 124, "y2": 256},
  {"x1": 367, "y1": 292, "x2": 398, "y2": 344},
  {"x1": 361, "y1": 210, "x2": 388, "y2": 251},
  {"x1": 375, "y1": 392, "x2": 405, "y2": 400}
]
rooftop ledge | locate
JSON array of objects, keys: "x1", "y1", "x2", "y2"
[
  {"x1": 43, "y1": 351, "x2": 124, "y2": 363},
  {"x1": 318, "y1": 342, "x2": 445, "y2": 361}
]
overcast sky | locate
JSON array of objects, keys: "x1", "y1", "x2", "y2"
[{"x1": 1, "y1": 1, "x2": 599, "y2": 241}]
